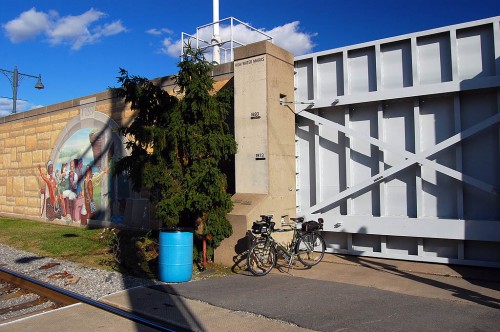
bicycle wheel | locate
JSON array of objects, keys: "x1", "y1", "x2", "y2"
[
  {"x1": 247, "y1": 239, "x2": 276, "y2": 276},
  {"x1": 295, "y1": 232, "x2": 326, "y2": 267}
]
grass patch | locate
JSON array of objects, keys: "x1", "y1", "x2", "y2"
[
  {"x1": 0, "y1": 217, "x2": 113, "y2": 270},
  {"x1": 0, "y1": 217, "x2": 232, "y2": 280}
]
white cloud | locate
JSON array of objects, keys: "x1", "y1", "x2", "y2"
[
  {"x1": 2, "y1": 8, "x2": 51, "y2": 42},
  {"x1": 100, "y1": 21, "x2": 127, "y2": 36},
  {"x1": 160, "y1": 37, "x2": 183, "y2": 58},
  {"x1": 145, "y1": 28, "x2": 181, "y2": 58},
  {"x1": 0, "y1": 98, "x2": 43, "y2": 117},
  {"x1": 154, "y1": 20, "x2": 315, "y2": 59},
  {"x1": 146, "y1": 28, "x2": 173, "y2": 36},
  {"x1": 3, "y1": 7, "x2": 126, "y2": 50},
  {"x1": 265, "y1": 21, "x2": 316, "y2": 56},
  {"x1": 0, "y1": 98, "x2": 12, "y2": 117}
]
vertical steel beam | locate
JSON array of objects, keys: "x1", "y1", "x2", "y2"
[
  {"x1": 343, "y1": 51, "x2": 349, "y2": 95},
  {"x1": 315, "y1": 111, "x2": 321, "y2": 210},
  {"x1": 418, "y1": 238, "x2": 424, "y2": 257},
  {"x1": 380, "y1": 235, "x2": 387, "y2": 254},
  {"x1": 377, "y1": 102, "x2": 386, "y2": 216},
  {"x1": 450, "y1": 30, "x2": 459, "y2": 82},
  {"x1": 497, "y1": 91, "x2": 500, "y2": 199},
  {"x1": 312, "y1": 56, "x2": 318, "y2": 100},
  {"x1": 454, "y1": 94, "x2": 464, "y2": 219},
  {"x1": 413, "y1": 98, "x2": 423, "y2": 218},
  {"x1": 493, "y1": 21, "x2": 500, "y2": 76},
  {"x1": 344, "y1": 107, "x2": 352, "y2": 214},
  {"x1": 411, "y1": 37, "x2": 419, "y2": 86},
  {"x1": 375, "y1": 44, "x2": 382, "y2": 90},
  {"x1": 458, "y1": 241, "x2": 465, "y2": 260}
]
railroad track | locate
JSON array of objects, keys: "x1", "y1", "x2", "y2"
[
  {"x1": 0, "y1": 266, "x2": 77, "y2": 323},
  {"x1": 0, "y1": 267, "x2": 177, "y2": 331}
]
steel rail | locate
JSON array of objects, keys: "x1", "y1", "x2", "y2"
[{"x1": 0, "y1": 266, "x2": 180, "y2": 332}]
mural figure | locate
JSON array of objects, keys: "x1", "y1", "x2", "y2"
[
  {"x1": 69, "y1": 158, "x2": 86, "y2": 224},
  {"x1": 83, "y1": 165, "x2": 94, "y2": 225},
  {"x1": 37, "y1": 125, "x2": 129, "y2": 226},
  {"x1": 62, "y1": 159, "x2": 78, "y2": 222},
  {"x1": 58, "y1": 163, "x2": 68, "y2": 193},
  {"x1": 38, "y1": 160, "x2": 66, "y2": 221}
]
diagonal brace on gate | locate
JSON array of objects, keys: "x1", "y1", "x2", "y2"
[{"x1": 297, "y1": 110, "x2": 500, "y2": 215}]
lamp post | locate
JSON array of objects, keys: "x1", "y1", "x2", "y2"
[{"x1": 0, "y1": 66, "x2": 44, "y2": 114}]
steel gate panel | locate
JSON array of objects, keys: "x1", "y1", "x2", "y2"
[{"x1": 293, "y1": 17, "x2": 500, "y2": 267}]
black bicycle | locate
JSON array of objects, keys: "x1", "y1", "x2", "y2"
[{"x1": 247, "y1": 215, "x2": 326, "y2": 276}]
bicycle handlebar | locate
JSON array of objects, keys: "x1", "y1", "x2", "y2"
[{"x1": 254, "y1": 215, "x2": 324, "y2": 234}]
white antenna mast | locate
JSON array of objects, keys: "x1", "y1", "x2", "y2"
[{"x1": 212, "y1": 0, "x2": 221, "y2": 64}]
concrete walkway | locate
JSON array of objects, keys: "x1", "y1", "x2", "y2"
[
  {"x1": 282, "y1": 254, "x2": 500, "y2": 307},
  {"x1": 2, "y1": 254, "x2": 499, "y2": 331}
]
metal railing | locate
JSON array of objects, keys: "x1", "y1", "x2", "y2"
[{"x1": 181, "y1": 17, "x2": 273, "y2": 64}]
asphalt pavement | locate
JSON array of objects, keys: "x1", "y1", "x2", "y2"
[
  {"x1": 3, "y1": 254, "x2": 499, "y2": 331},
  {"x1": 147, "y1": 257, "x2": 500, "y2": 331}
]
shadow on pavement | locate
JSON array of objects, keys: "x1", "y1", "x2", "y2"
[
  {"x1": 101, "y1": 285, "x2": 203, "y2": 331},
  {"x1": 343, "y1": 255, "x2": 500, "y2": 309}
]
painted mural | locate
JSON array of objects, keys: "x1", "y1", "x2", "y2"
[{"x1": 37, "y1": 127, "x2": 130, "y2": 226}]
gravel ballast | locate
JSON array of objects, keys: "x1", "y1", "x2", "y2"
[{"x1": 0, "y1": 243, "x2": 161, "y2": 301}]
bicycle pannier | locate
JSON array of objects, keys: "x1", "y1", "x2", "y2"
[
  {"x1": 251, "y1": 221, "x2": 268, "y2": 234},
  {"x1": 302, "y1": 220, "x2": 322, "y2": 232}
]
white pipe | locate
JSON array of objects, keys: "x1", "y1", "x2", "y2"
[
  {"x1": 213, "y1": 0, "x2": 219, "y2": 33},
  {"x1": 212, "y1": 0, "x2": 221, "y2": 64}
]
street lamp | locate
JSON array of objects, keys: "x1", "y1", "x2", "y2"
[{"x1": 0, "y1": 66, "x2": 44, "y2": 114}]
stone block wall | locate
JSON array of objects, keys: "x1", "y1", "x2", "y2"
[
  {"x1": 0, "y1": 65, "x2": 234, "y2": 229},
  {"x1": 0, "y1": 91, "x2": 129, "y2": 222}
]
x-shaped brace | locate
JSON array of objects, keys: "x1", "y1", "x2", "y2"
[{"x1": 297, "y1": 110, "x2": 500, "y2": 215}]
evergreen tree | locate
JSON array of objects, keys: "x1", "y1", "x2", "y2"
[{"x1": 112, "y1": 44, "x2": 237, "y2": 259}]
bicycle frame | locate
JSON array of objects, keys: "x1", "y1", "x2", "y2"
[
  {"x1": 247, "y1": 215, "x2": 326, "y2": 276},
  {"x1": 259, "y1": 222, "x2": 306, "y2": 270}
]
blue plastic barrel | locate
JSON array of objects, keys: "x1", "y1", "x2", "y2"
[{"x1": 158, "y1": 228, "x2": 193, "y2": 282}]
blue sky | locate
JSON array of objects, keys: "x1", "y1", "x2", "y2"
[{"x1": 1, "y1": 0, "x2": 499, "y2": 116}]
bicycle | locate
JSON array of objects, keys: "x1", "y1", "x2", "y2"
[{"x1": 247, "y1": 215, "x2": 326, "y2": 276}]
